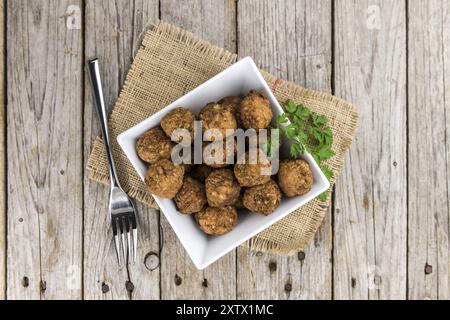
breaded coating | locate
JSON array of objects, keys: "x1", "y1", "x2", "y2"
[
  {"x1": 205, "y1": 169, "x2": 241, "y2": 207},
  {"x1": 277, "y1": 160, "x2": 313, "y2": 197},
  {"x1": 199, "y1": 102, "x2": 237, "y2": 141},
  {"x1": 243, "y1": 180, "x2": 281, "y2": 215},
  {"x1": 234, "y1": 149, "x2": 272, "y2": 187},
  {"x1": 161, "y1": 107, "x2": 196, "y2": 142},
  {"x1": 195, "y1": 206, "x2": 238, "y2": 235},
  {"x1": 174, "y1": 177, "x2": 207, "y2": 214},
  {"x1": 239, "y1": 90, "x2": 273, "y2": 129},
  {"x1": 136, "y1": 127, "x2": 173, "y2": 164},
  {"x1": 218, "y1": 96, "x2": 242, "y2": 126},
  {"x1": 145, "y1": 159, "x2": 185, "y2": 199}
]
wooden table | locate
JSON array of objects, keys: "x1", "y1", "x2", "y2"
[{"x1": 1, "y1": 0, "x2": 449, "y2": 300}]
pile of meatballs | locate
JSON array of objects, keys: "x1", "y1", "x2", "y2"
[{"x1": 136, "y1": 90, "x2": 314, "y2": 236}]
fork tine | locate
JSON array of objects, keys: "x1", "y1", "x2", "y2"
[
  {"x1": 130, "y1": 215, "x2": 138, "y2": 263},
  {"x1": 127, "y1": 231, "x2": 132, "y2": 265},
  {"x1": 118, "y1": 217, "x2": 127, "y2": 264},
  {"x1": 132, "y1": 228, "x2": 137, "y2": 263},
  {"x1": 124, "y1": 216, "x2": 132, "y2": 265},
  {"x1": 112, "y1": 218, "x2": 122, "y2": 266},
  {"x1": 114, "y1": 234, "x2": 122, "y2": 266}
]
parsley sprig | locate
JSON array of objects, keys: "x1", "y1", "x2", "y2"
[{"x1": 267, "y1": 100, "x2": 335, "y2": 201}]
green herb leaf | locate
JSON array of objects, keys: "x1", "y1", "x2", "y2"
[
  {"x1": 321, "y1": 164, "x2": 334, "y2": 180},
  {"x1": 284, "y1": 124, "x2": 297, "y2": 139},
  {"x1": 295, "y1": 105, "x2": 309, "y2": 120},
  {"x1": 312, "y1": 153, "x2": 320, "y2": 164},
  {"x1": 285, "y1": 100, "x2": 297, "y2": 113},
  {"x1": 316, "y1": 145, "x2": 335, "y2": 161},
  {"x1": 311, "y1": 112, "x2": 318, "y2": 125},
  {"x1": 297, "y1": 132, "x2": 308, "y2": 149},
  {"x1": 315, "y1": 115, "x2": 328, "y2": 127},
  {"x1": 309, "y1": 127, "x2": 324, "y2": 144},
  {"x1": 323, "y1": 127, "x2": 333, "y2": 145},
  {"x1": 323, "y1": 127, "x2": 333, "y2": 137},
  {"x1": 267, "y1": 100, "x2": 336, "y2": 202},
  {"x1": 276, "y1": 114, "x2": 289, "y2": 125},
  {"x1": 290, "y1": 142, "x2": 302, "y2": 158},
  {"x1": 317, "y1": 192, "x2": 329, "y2": 202}
]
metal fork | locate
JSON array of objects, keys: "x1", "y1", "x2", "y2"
[{"x1": 88, "y1": 58, "x2": 138, "y2": 266}]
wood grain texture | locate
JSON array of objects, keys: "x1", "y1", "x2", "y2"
[
  {"x1": 159, "y1": 0, "x2": 238, "y2": 299},
  {"x1": 333, "y1": 0, "x2": 407, "y2": 299},
  {"x1": 160, "y1": 214, "x2": 237, "y2": 299},
  {"x1": 236, "y1": 0, "x2": 333, "y2": 299},
  {"x1": 3, "y1": 0, "x2": 450, "y2": 300},
  {"x1": 0, "y1": 0, "x2": 5, "y2": 300},
  {"x1": 160, "y1": 0, "x2": 236, "y2": 52},
  {"x1": 407, "y1": 0, "x2": 450, "y2": 300},
  {"x1": 83, "y1": 0, "x2": 160, "y2": 300},
  {"x1": 7, "y1": 0, "x2": 83, "y2": 299}
]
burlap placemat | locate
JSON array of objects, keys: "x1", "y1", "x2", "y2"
[{"x1": 87, "y1": 21, "x2": 359, "y2": 255}]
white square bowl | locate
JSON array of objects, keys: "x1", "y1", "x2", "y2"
[{"x1": 117, "y1": 57, "x2": 330, "y2": 269}]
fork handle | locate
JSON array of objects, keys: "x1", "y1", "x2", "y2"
[{"x1": 88, "y1": 58, "x2": 120, "y2": 188}]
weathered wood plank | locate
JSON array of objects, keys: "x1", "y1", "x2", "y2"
[
  {"x1": 0, "y1": 0, "x2": 5, "y2": 300},
  {"x1": 407, "y1": 0, "x2": 450, "y2": 300},
  {"x1": 83, "y1": 0, "x2": 160, "y2": 300},
  {"x1": 159, "y1": 0, "x2": 238, "y2": 299},
  {"x1": 333, "y1": 0, "x2": 407, "y2": 299},
  {"x1": 7, "y1": 0, "x2": 83, "y2": 299},
  {"x1": 236, "y1": 0, "x2": 333, "y2": 299},
  {"x1": 160, "y1": 0, "x2": 236, "y2": 51}
]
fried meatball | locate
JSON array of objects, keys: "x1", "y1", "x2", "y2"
[
  {"x1": 136, "y1": 127, "x2": 173, "y2": 164},
  {"x1": 234, "y1": 149, "x2": 272, "y2": 187},
  {"x1": 239, "y1": 90, "x2": 273, "y2": 129},
  {"x1": 190, "y1": 164, "x2": 213, "y2": 182},
  {"x1": 145, "y1": 159, "x2": 184, "y2": 199},
  {"x1": 195, "y1": 206, "x2": 237, "y2": 235},
  {"x1": 243, "y1": 180, "x2": 281, "y2": 215},
  {"x1": 218, "y1": 96, "x2": 242, "y2": 125},
  {"x1": 174, "y1": 177, "x2": 207, "y2": 214},
  {"x1": 278, "y1": 160, "x2": 313, "y2": 197},
  {"x1": 205, "y1": 169, "x2": 241, "y2": 207},
  {"x1": 203, "y1": 139, "x2": 236, "y2": 168},
  {"x1": 161, "y1": 107, "x2": 196, "y2": 142},
  {"x1": 199, "y1": 103, "x2": 237, "y2": 141}
]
